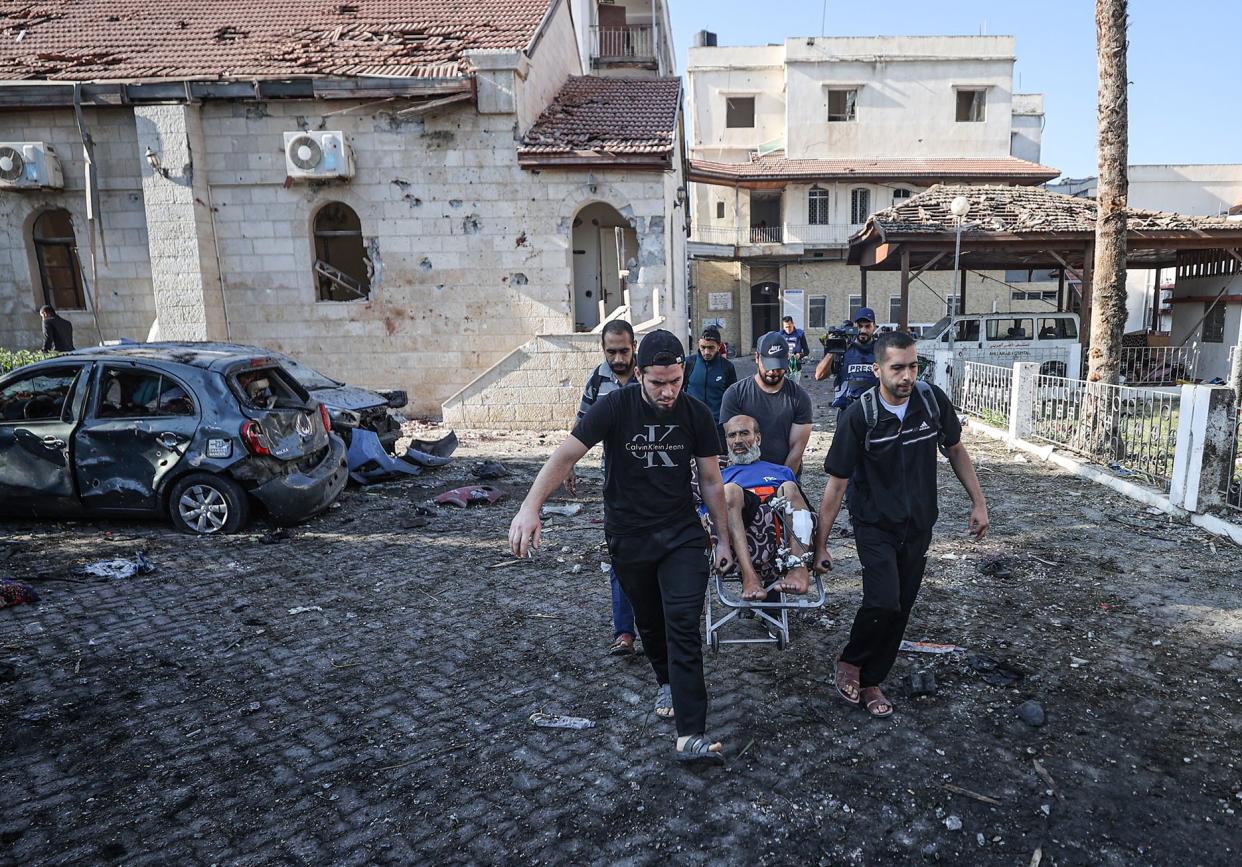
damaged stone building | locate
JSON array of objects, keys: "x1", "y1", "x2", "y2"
[
  {"x1": 0, "y1": 0, "x2": 687, "y2": 426},
  {"x1": 684, "y1": 34, "x2": 1060, "y2": 351}
]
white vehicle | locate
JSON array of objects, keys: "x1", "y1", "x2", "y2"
[{"x1": 918, "y1": 312, "x2": 1082, "y2": 377}]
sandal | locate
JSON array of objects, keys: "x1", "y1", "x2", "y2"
[
  {"x1": 860, "y1": 686, "x2": 893, "y2": 718},
  {"x1": 675, "y1": 734, "x2": 725, "y2": 765},
  {"x1": 654, "y1": 684, "x2": 675, "y2": 720},
  {"x1": 608, "y1": 633, "x2": 636, "y2": 656},
  {"x1": 835, "y1": 659, "x2": 861, "y2": 706}
]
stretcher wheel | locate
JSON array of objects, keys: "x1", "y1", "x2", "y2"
[
  {"x1": 775, "y1": 632, "x2": 787, "y2": 651},
  {"x1": 709, "y1": 631, "x2": 720, "y2": 654}
]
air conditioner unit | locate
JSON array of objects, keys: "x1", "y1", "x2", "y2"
[
  {"x1": 0, "y1": 142, "x2": 64, "y2": 189},
  {"x1": 283, "y1": 131, "x2": 354, "y2": 180}
]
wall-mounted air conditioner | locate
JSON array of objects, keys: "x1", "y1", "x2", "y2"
[
  {"x1": 283, "y1": 131, "x2": 355, "y2": 180},
  {"x1": 0, "y1": 142, "x2": 64, "y2": 189}
]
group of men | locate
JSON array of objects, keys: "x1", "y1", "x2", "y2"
[{"x1": 508, "y1": 314, "x2": 989, "y2": 765}]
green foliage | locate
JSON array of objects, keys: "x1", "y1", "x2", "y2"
[{"x1": 0, "y1": 349, "x2": 55, "y2": 375}]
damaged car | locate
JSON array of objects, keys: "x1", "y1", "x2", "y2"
[{"x1": 0, "y1": 344, "x2": 348, "y2": 534}]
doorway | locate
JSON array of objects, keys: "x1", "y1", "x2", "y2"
[{"x1": 751, "y1": 282, "x2": 781, "y2": 347}]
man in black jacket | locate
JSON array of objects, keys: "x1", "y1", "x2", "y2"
[
  {"x1": 813, "y1": 331, "x2": 988, "y2": 719},
  {"x1": 40, "y1": 306, "x2": 74, "y2": 352}
]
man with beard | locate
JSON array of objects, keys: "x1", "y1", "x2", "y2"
[
  {"x1": 815, "y1": 307, "x2": 878, "y2": 418},
  {"x1": 683, "y1": 326, "x2": 737, "y2": 452},
  {"x1": 509, "y1": 330, "x2": 735, "y2": 764},
  {"x1": 813, "y1": 331, "x2": 989, "y2": 719},
  {"x1": 719, "y1": 332, "x2": 812, "y2": 475},
  {"x1": 703, "y1": 414, "x2": 817, "y2": 600},
  {"x1": 568, "y1": 320, "x2": 642, "y2": 656}
]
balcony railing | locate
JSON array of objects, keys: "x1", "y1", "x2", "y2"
[
  {"x1": 690, "y1": 223, "x2": 853, "y2": 247},
  {"x1": 590, "y1": 25, "x2": 657, "y2": 62}
]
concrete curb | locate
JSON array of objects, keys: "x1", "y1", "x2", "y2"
[{"x1": 967, "y1": 418, "x2": 1242, "y2": 547}]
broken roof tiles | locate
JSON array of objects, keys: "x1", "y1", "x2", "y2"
[
  {"x1": 0, "y1": 0, "x2": 554, "y2": 80},
  {"x1": 518, "y1": 76, "x2": 681, "y2": 165},
  {"x1": 863, "y1": 184, "x2": 1242, "y2": 237},
  {"x1": 688, "y1": 154, "x2": 1060, "y2": 185}
]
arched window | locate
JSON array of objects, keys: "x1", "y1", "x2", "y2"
[
  {"x1": 808, "y1": 186, "x2": 830, "y2": 225},
  {"x1": 312, "y1": 202, "x2": 370, "y2": 301},
  {"x1": 33, "y1": 209, "x2": 86, "y2": 309},
  {"x1": 892, "y1": 188, "x2": 912, "y2": 203}
]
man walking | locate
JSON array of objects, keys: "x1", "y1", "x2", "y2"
[
  {"x1": 814, "y1": 307, "x2": 877, "y2": 418},
  {"x1": 719, "y1": 332, "x2": 812, "y2": 475},
  {"x1": 780, "y1": 316, "x2": 810, "y2": 382},
  {"x1": 571, "y1": 320, "x2": 641, "y2": 656},
  {"x1": 510, "y1": 330, "x2": 735, "y2": 764},
  {"x1": 683, "y1": 326, "x2": 737, "y2": 451},
  {"x1": 813, "y1": 331, "x2": 988, "y2": 718},
  {"x1": 39, "y1": 305, "x2": 74, "y2": 352}
]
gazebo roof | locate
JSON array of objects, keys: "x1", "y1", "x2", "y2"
[{"x1": 849, "y1": 184, "x2": 1242, "y2": 270}]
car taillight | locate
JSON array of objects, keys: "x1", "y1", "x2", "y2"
[
  {"x1": 240, "y1": 420, "x2": 271, "y2": 456},
  {"x1": 318, "y1": 402, "x2": 331, "y2": 433}
]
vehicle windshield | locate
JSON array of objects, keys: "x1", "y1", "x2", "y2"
[
  {"x1": 924, "y1": 315, "x2": 952, "y2": 340},
  {"x1": 280, "y1": 357, "x2": 342, "y2": 390}
]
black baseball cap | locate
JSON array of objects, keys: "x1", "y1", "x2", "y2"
[
  {"x1": 756, "y1": 331, "x2": 788, "y2": 370},
  {"x1": 636, "y1": 329, "x2": 685, "y2": 369}
]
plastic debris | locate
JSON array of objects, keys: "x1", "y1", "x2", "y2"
[
  {"x1": 288, "y1": 605, "x2": 324, "y2": 616},
  {"x1": 541, "y1": 503, "x2": 583, "y2": 517},
  {"x1": 969, "y1": 653, "x2": 1025, "y2": 687},
  {"x1": 1016, "y1": 700, "x2": 1046, "y2": 727},
  {"x1": 909, "y1": 670, "x2": 937, "y2": 697},
  {"x1": 471, "y1": 460, "x2": 510, "y2": 480},
  {"x1": 411, "y1": 430, "x2": 458, "y2": 458},
  {"x1": 0, "y1": 578, "x2": 39, "y2": 610},
  {"x1": 78, "y1": 551, "x2": 156, "y2": 580},
  {"x1": 900, "y1": 640, "x2": 958, "y2": 654},
  {"x1": 945, "y1": 816, "x2": 962, "y2": 831},
  {"x1": 435, "y1": 485, "x2": 504, "y2": 508},
  {"x1": 529, "y1": 711, "x2": 595, "y2": 730}
]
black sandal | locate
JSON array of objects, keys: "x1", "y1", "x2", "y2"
[{"x1": 675, "y1": 735, "x2": 725, "y2": 764}]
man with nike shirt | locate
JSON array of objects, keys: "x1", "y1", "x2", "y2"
[
  {"x1": 812, "y1": 330, "x2": 989, "y2": 720},
  {"x1": 509, "y1": 330, "x2": 735, "y2": 765},
  {"x1": 718, "y1": 331, "x2": 813, "y2": 474}
]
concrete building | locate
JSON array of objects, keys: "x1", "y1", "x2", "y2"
[
  {"x1": 683, "y1": 34, "x2": 1059, "y2": 352},
  {"x1": 0, "y1": 0, "x2": 687, "y2": 427}
]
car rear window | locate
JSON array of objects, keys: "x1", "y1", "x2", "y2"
[{"x1": 230, "y1": 364, "x2": 310, "y2": 410}]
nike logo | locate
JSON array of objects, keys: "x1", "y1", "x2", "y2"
[{"x1": 767, "y1": 346, "x2": 782, "y2": 355}]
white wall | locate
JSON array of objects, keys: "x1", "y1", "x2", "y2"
[
  {"x1": 1171, "y1": 273, "x2": 1241, "y2": 380},
  {"x1": 687, "y1": 44, "x2": 786, "y2": 158}
]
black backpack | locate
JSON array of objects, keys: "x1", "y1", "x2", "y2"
[{"x1": 858, "y1": 382, "x2": 943, "y2": 453}]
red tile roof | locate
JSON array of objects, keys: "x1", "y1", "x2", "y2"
[
  {"x1": 0, "y1": 0, "x2": 554, "y2": 81},
  {"x1": 688, "y1": 153, "x2": 1060, "y2": 186},
  {"x1": 518, "y1": 76, "x2": 681, "y2": 166}
]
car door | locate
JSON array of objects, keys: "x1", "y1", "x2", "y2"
[
  {"x1": 0, "y1": 362, "x2": 91, "y2": 516},
  {"x1": 74, "y1": 363, "x2": 201, "y2": 512}
]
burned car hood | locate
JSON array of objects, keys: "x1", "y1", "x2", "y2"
[{"x1": 307, "y1": 384, "x2": 389, "y2": 413}]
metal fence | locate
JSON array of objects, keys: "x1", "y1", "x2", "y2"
[
  {"x1": 1030, "y1": 374, "x2": 1181, "y2": 491},
  {"x1": 957, "y1": 362, "x2": 1013, "y2": 427},
  {"x1": 590, "y1": 25, "x2": 657, "y2": 61},
  {"x1": 1120, "y1": 345, "x2": 1198, "y2": 385}
]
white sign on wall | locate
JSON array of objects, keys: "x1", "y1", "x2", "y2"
[
  {"x1": 782, "y1": 289, "x2": 805, "y2": 329},
  {"x1": 707, "y1": 292, "x2": 733, "y2": 311}
]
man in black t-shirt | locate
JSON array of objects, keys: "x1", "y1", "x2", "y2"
[
  {"x1": 812, "y1": 331, "x2": 989, "y2": 719},
  {"x1": 509, "y1": 330, "x2": 736, "y2": 764}
]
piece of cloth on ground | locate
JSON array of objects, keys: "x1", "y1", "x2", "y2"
[{"x1": 0, "y1": 578, "x2": 39, "y2": 609}]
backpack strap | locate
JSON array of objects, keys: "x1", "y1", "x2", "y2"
[
  {"x1": 914, "y1": 381, "x2": 944, "y2": 444},
  {"x1": 860, "y1": 387, "x2": 880, "y2": 452}
]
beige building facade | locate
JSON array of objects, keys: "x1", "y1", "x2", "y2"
[{"x1": 684, "y1": 34, "x2": 1060, "y2": 353}]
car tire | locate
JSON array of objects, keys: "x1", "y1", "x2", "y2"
[{"x1": 168, "y1": 472, "x2": 249, "y2": 535}]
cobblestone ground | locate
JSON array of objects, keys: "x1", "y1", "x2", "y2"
[{"x1": 2, "y1": 365, "x2": 1241, "y2": 865}]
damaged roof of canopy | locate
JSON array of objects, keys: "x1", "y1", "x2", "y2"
[
  {"x1": 0, "y1": 0, "x2": 554, "y2": 80},
  {"x1": 518, "y1": 76, "x2": 681, "y2": 168}
]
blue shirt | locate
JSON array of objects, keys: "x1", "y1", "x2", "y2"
[
  {"x1": 684, "y1": 352, "x2": 737, "y2": 421},
  {"x1": 698, "y1": 460, "x2": 796, "y2": 516}
]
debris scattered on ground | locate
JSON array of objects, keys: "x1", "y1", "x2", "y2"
[
  {"x1": 1016, "y1": 700, "x2": 1046, "y2": 727},
  {"x1": 434, "y1": 485, "x2": 504, "y2": 507},
  {"x1": 0, "y1": 578, "x2": 39, "y2": 609},
  {"x1": 77, "y1": 551, "x2": 156, "y2": 580},
  {"x1": 945, "y1": 816, "x2": 963, "y2": 831},
  {"x1": 410, "y1": 430, "x2": 458, "y2": 459},
  {"x1": 471, "y1": 460, "x2": 510, "y2": 480},
  {"x1": 909, "y1": 670, "x2": 937, "y2": 697},
  {"x1": 978, "y1": 554, "x2": 1016, "y2": 579},
  {"x1": 541, "y1": 503, "x2": 583, "y2": 517},
  {"x1": 969, "y1": 653, "x2": 1025, "y2": 687},
  {"x1": 529, "y1": 711, "x2": 595, "y2": 730},
  {"x1": 288, "y1": 605, "x2": 324, "y2": 616},
  {"x1": 260, "y1": 529, "x2": 291, "y2": 544},
  {"x1": 900, "y1": 640, "x2": 959, "y2": 654}
]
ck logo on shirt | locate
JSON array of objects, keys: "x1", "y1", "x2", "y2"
[{"x1": 625, "y1": 424, "x2": 685, "y2": 468}]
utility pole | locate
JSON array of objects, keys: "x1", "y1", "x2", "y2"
[{"x1": 1086, "y1": 0, "x2": 1130, "y2": 385}]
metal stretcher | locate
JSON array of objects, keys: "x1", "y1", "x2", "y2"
[{"x1": 704, "y1": 495, "x2": 827, "y2": 652}]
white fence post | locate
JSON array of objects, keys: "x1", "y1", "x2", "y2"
[
  {"x1": 1170, "y1": 384, "x2": 1236, "y2": 511},
  {"x1": 1008, "y1": 362, "x2": 1039, "y2": 440},
  {"x1": 931, "y1": 349, "x2": 953, "y2": 394}
]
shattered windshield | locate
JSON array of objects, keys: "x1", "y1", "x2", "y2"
[
  {"x1": 279, "y1": 357, "x2": 342, "y2": 390},
  {"x1": 924, "y1": 315, "x2": 952, "y2": 340}
]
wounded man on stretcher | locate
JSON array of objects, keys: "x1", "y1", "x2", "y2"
[{"x1": 698, "y1": 414, "x2": 818, "y2": 601}]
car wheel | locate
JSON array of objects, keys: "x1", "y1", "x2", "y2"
[{"x1": 168, "y1": 472, "x2": 249, "y2": 535}]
